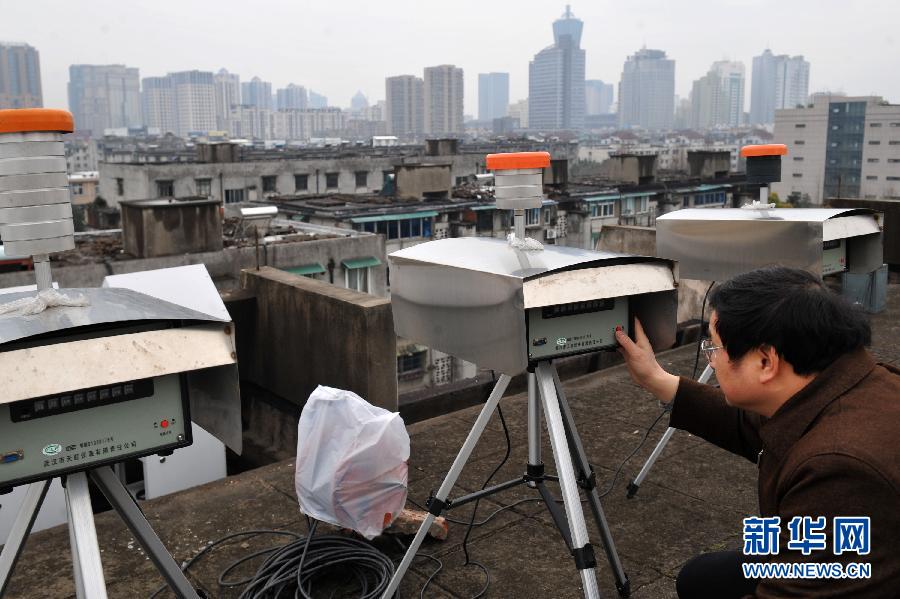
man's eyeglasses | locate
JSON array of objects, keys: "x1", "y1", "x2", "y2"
[{"x1": 700, "y1": 338, "x2": 724, "y2": 363}]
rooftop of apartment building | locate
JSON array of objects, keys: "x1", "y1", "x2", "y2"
[
  {"x1": 82, "y1": 135, "x2": 578, "y2": 166},
  {"x1": 4, "y1": 274, "x2": 897, "y2": 599}
]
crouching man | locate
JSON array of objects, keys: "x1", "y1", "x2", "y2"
[{"x1": 615, "y1": 266, "x2": 900, "y2": 598}]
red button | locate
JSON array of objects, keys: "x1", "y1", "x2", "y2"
[{"x1": 161, "y1": 419, "x2": 169, "y2": 428}]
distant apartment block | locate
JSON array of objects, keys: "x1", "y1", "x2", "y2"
[
  {"x1": 169, "y1": 70, "x2": 217, "y2": 137},
  {"x1": 0, "y1": 42, "x2": 42, "y2": 108},
  {"x1": 529, "y1": 7, "x2": 585, "y2": 130},
  {"x1": 508, "y1": 99, "x2": 529, "y2": 128},
  {"x1": 585, "y1": 80, "x2": 614, "y2": 115},
  {"x1": 478, "y1": 72, "x2": 509, "y2": 121},
  {"x1": 276, "y1": 84, "x2": 308, "y2": 111},
  {"x1": 308, "y1": 90, "x2": 327, "y2": 109},
  {"x1": 690, "y1": 61, "x2": 745, "y2": 129},
  {"x1": 241, "y1": 76, "x2": 272, "y2": 110},
  {"x1": 385, "y1": 75, "x2": 424, "y2": 139},
  {"x1": 424, "y1": 65, "x2": 464, "y2": 136},
  {"x1": 772, "y1": 95, "x2": 900, "y2": 204},
  {"x1": 618, "y1": 48, "x2": 675, "y2": 130},
  {"x1": 68, "y1": 64, "x2": 142, "y2": 135},
  {"x1": 214, "y1": 69, "x2": 241, "y2": 131},
  {"x1": 750, "y1": 49, "x2": 810, "y2": 125},
  {"x1": 141, "y1": 76, "x2": 176, "y2": 134}
]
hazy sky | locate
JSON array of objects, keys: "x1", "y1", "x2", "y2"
[{"x1": 3, "y1": 0, "x2": 898, "y2": 115}]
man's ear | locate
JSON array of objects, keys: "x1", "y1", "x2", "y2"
[{"x1": 757, "y1": 345, "x2": 780, "y2": 384}]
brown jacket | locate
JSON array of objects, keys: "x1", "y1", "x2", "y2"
[{"x1": 670, "y1": 348, "x2": 900, "y2": 598}]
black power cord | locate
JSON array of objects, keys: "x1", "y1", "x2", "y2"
[
  {"x1": 147, "y1": 521, "x2": 396, "y2": 599},
  {"x1": 692, "y1": 281, "x2": 716, "y2": 379}
]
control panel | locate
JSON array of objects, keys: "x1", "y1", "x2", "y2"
[
  {"x1": 0, "y1": 373, "x2": 190, "y2": 490},
  {"x1": 526, "y1": 297, "x2": 629, "y2": 362},
  {"x1": 822, "y1": 239, "x2": 847, "y2": 276}
]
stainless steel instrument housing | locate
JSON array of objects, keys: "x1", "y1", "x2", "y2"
[
  {"x1": 390, "y1": 237, "x2": 678, "y2": 375},
  {"x1": 656, "y1": 208, "x2": 882, "y2": 280}
]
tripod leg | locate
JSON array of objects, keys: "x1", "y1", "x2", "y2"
[
  {"x1": 535, "y1": 363, "x2": 601, "y2": 599},
  {"x1": 627, "y1": 363, "x2": 715, "y2": 497},
  {"x1": 526, "y1": 372, "x2": 542, "y2": 487},
  {"x1": 89, "y1": 467, "x2": 199, "y2": 599},
  {"x1": 380, "y1": 374, "x2": 512, "y2": 599},
  {"x1": 0, "y1": 480, "x2": 51, "y2": 596},
  {"x1": 550, "y1": 367, "x2": 630, "y2": 598},
  {"x1": 65, "y1": 472, "x2": 108, "y2": 599}
]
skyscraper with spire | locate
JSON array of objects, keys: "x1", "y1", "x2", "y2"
[{"x1": 528, "y1": 6, "x2": 586, "y2": 131}]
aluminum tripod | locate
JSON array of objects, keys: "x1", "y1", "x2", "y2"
[
  {"x1": 0, "y1": 466, "x2": 199, "y2": 599},
  {"x1": 626, "y1": 364, "x2": 714, "y2": 498},
  {"x1": 381, "y1": 360, "x2": 630, "y2": 599}
]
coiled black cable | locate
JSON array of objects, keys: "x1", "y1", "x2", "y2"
[{"x1": 148, "y1": 520, "x2": 395, "y2": 599}]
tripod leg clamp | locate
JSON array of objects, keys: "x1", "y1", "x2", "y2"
[
  {"x1": 577, "y1": 469, "x2": 597, "y2": 491},
  {"x1": 425, "y1": 493, "x2": 451, "y2": 517},
  {"x1": 572, "y1": 543, "x2": 597, "y2": 570}
]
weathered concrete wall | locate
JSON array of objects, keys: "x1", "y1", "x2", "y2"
[
  {"x1": 598, "y1": 224, "x2": 713, "y2": 324},
  {"x1": 238, "y1": 267, "x2": 398, "y2": 412},
  {"x1": 121, "y1": 200, "x2": 223, "y2": 258},
  {"x1": 395, "y1": 164, "x2": 451, "y2": 199},
  {"x1": 0, "y1": 234, "x2": 388, "y2": 295},
  {"x1": 599, "y1": 154, "x2": 658, "y2": 185}
]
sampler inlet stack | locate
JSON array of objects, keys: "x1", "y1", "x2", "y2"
[
  {"x1": 0, "y1": 109, "x2": 76, "y2": 290},
  {"x1": 384, "y1": 151, "x2": 682, "y2": 599},
  {"x1": 0, "y1": 109, "x2": 240, "y2": 599},
  {"x1": 488, "y1": 150, "x2": 550, "y2": 245},
  {"x1": 741, "y1": 143, "x2": 787, "y2": 208}
]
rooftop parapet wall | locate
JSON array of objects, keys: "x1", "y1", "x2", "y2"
[{"x1": 237, "y1": 267, "x2": 398, "y2": 412}]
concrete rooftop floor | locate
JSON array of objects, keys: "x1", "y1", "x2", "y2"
[{"x1": 3, "y1": 284, "x2": 898, "y2": 599}]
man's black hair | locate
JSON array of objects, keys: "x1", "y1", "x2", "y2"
[{"x1": 709, "y1": 266, "x2": 871, "y2": 375}]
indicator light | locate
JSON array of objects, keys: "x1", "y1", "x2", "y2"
[{"x1": 161, "y1": 419, "x2": 169, "y2": 429}]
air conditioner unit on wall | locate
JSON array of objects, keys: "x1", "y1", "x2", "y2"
[{"x1": 544, "y1": 229, "x2": 557, "y2": 240}]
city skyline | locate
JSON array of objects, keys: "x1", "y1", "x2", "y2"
[{"x1": 3, "y1": 0, "x2": 897, "y2": 117}]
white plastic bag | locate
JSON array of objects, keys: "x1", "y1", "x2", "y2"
[{"x1": 295, "y1": 385, "x2": 410, "y2": 539}]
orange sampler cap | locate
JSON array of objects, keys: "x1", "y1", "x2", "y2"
[
  {"x1": 0, "y1": 109, "x2": 75, "y2": 134},
  {"x1": 740, "y1": 144, "x2": 788, "y2": 158},
  {"x1": 485, "y1": 151, "x2": 551, "y2": 170}
]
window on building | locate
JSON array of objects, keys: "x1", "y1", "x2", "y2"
[
  {"x1": 891, "y1": 123, "x2": 900, "y2": 127},
  {"x1": 794, "y1": 123, "x2": 806, "y2": 128},
  {"x1": 71, "y1": 183, "x2": 84, "y2": 196},
  {"x1": 116, "y1": 178, "x2": 124, "y2": 196},
  {"x1": 360, "y1": 216, "x2": 430, "y2": 239},
  {"x1": 355, "y1": 171, "x2": 368, "y2": 188},
  {"x1": 866, "y1": 176, "x2": 878, "y2": 180},
  {"x1": 195, "y1": 178, "x2": 212, "y2": 196},
  {"x1": 793, "y1": 173, "x2": 803, "y2": 178},
  {"x1": 476, "y1": 210, "x2": 493, "y2": 233},
  {"x1": 889, "y1": 158, "x2": 900, "y2": 163},
  {"x1": 325, "y1": 172, "x2": 339, "y2": 189},
  {"x1": 870, "y1": 123, "x2": 883, "y2": 127},
  {"x1": 294, "y1": 174, "x2": 308, "y2": 191},
  {"x1": 346, "y1": 267, "x2": 369, "y2": 293},
  {"x1": 868, "y1": 158, "x2": 880, "y2": 163},
  {"x1": 887, "y1": 176, "x2": 900, "y2": 181},
  {"x1": 793, "y1": 156, "x2": 804, "y2": 161},
  {"x1": 261, "y1": 176, "x2": 277, "y2": 193},
  {"x1": 890, "y1": 140, "x2": 900, "y2": 145},
  {"x1": 525, "y1": 208, "x2": 540, "y2": 226},
  {"x1": 156, "y1": 180, "x2": 174, "y2": 197},
  {"x1": 590, "y1": 201, "x2": 614, "y2": 218},
  {"x1": 224, "y1": 189, "x2": 245, "y2": 204},
  {"x1": 869, "y1": 140, "x2": 881, "y2": 145},
  {"x1": 794, "y1": 140, "x2": 805, "y2": 145},
  {"x1": 397, "y1": 350, "x2": 426, "y2": 376}
]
